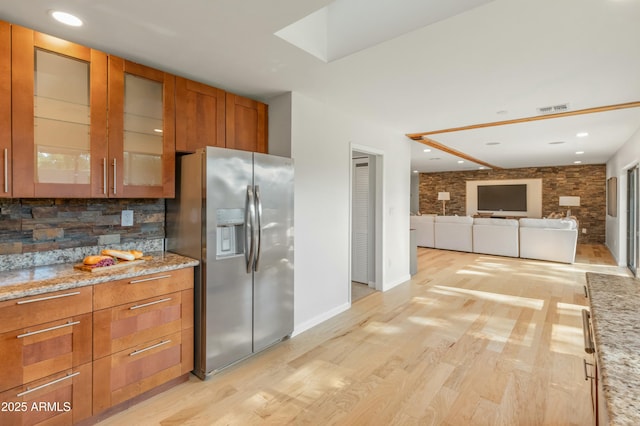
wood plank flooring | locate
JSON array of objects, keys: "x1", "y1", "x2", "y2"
[{"x1": 97, "y1": 244, "x2": 628, "y2": 425}]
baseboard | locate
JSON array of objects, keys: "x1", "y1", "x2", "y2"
[
  {"x1": 292, "y1": 302, "x2": 350, "y2": 337},
  {"x1": 382, "y1": 274, "x2": 411, "y2": 292}
]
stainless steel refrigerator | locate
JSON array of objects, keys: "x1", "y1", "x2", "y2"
[{"x1": 167, "y1": 147, "x2": 294, "y2": 379}]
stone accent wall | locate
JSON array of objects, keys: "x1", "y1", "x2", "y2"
[
  {"x1": 418, "y1": 164, "x2": 606, "y2": 244},
  {"x1": 0, "y1": 199, "x2": 165, "y2": 255}
]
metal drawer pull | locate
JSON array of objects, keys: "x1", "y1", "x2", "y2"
[
  {"x1": 17, "y1": 321, "x2": 80, "y2": 339},
  {"x1": 129, "y1": 297, "x2": 172, "y2": 310},
  {"x1": 582, "y1": 309, "x2": 595, "y2": 354},
  {"x1": 583, "y1": 285, "x2": 588, "y2": 298},
  {"x1": 16, "y1": 291, "x2": 81, "y2": 305},
  {"x1": 129, "y1": 340, "x2": 171, "y2": 356},
  {"x1": 583, "y1": 359, "x2": 594, "y2": 381},
  {"x1": 17, "y1": 372, "x2": 80, "y2": 397},
  {"x1": 129, "y1": 275, "x2": 172, "y2": 284}
]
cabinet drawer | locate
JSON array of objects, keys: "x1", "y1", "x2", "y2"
[
  {"x1": 94, "y1": 289, "x2": 193, "y2": 359},
  {"x1": 93, "y1": 330, "x2": 190, "y2": 414},
  {"x1": 0, "y1": 363, "x2": 92, "y2": 426},
  {"x1": 0, "y1": 313, "x2": 92, "y2": 393},
  {"x1": 93, "y1": 268, "x2": 193, "y2": 310},
  {"x1": 0, "y1": 287, "x2": 92, "y2": 334}
]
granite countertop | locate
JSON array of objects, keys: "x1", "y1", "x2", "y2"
[
  {"x1": 585, "y1": 272, "x2": 640, "y2": 426},
  {"x1": 0, "y1": 251, "x2": 199, "y2": 302}
]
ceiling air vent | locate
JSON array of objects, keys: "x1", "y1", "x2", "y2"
[{"x1": 537, "y1": 103, "x2": 570, "y2": 115}]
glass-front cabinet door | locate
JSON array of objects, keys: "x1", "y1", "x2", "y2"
[
  {"x1": 12, "y1": 25, "x2": 108, "y2": 198},
  {"x1": 108, "y1": 57, "x2": 175, "y2": 198}
]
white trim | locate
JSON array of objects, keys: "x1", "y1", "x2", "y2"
[
  {"x1": 381, "y1": 274, "x2": 411, "y2": 292},
  {"x1": 291, "y1": 302, "x2": 350, "y2": 337}
]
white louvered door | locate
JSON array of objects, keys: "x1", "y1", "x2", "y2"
[{"x1": 352, "y1": 160, "x2": 369, "y2": 284}]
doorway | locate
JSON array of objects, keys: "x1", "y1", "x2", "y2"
[
  {"x1": 350, "y1": 147, "x2": 383, "y2": 302},
  {"x1": 627, "y1": 165, "x2": 639, "y2": 276}
]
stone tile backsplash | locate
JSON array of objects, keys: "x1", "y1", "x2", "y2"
[{"x1": 0, "y1": 198, "x2": 166, "y2": 271}]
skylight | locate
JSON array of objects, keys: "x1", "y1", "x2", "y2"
[{"x1": 275, "y1": 0, "x2": 495, "y2": 62}]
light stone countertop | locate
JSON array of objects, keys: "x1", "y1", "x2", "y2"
[
  {"x1": 585, "y1": 272, "x2": 640, "y2": 426},
  {"x1": 0, "y1": 251, "x2": 199, "y2": 302}
]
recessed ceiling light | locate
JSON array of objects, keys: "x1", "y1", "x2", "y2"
[
  {"x1": 412, "y1": 170, "x2": 418, "y2": 173},
  {"x1": 423, "y1": 149, "x2": 431, "y2": 153},
  {"x1": 479, "y1": 166, "x2": 486, "y2": 170},
  {"x1": 50, "y1": 11, "x2": 83, "y2": 27},
  {"x1": 576, "y1": 151, "x2": 584, "y2": 155},
  {"x1": 549, "y1": 141, "x2": 565, "y2": 145},
  {"x1": 486, "y1": 142, "x2": 501, "y2": 146},
  {"x1": 457, "y1": 160, "x2": 464, "y2": 164},
  {"x1": 574, "y1": 160, "x2": 582, "y2": 164},
  {"x1": 576, "y1": 132, "x2": 589, "y2": 138}
]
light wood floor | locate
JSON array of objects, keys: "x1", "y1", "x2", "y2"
[{"x1": 98, "y1": 244, "x2": 628, "y2": 425}]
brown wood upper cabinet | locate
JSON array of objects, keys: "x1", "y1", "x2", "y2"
[
  {"x1": 11, "y1": 25, "x2": 108, "y2": 198},
  {"x1": 0, "y1": 21, "x2": 11, "y2": 198},
  {"x1": 108, "y1": 57, "x2": 175, "y2": 198},
  {"x1": 175, "y1": 77, "x2": 225, "y2": 153},
  {"x1": 226, "y1": 93, "x2": 268, "y2": 153}
]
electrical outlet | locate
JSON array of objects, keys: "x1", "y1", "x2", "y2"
[
  {"x1": 582, "y1": 228, "x2": 587, "y2": 234},
  {"x1": 121, "y1": 210, "x2": 134, "y2": 227}
]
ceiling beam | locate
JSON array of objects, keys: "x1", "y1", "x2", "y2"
[
  {"x1": 418, "y1": 137, "x2": 502, "y2": 170},
  {"x1": 406, "y1": 101, "x2": 640, "y2": 140}
]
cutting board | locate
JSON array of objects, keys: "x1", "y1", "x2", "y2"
[{"x1": 74, "y1": 257, "x2": 149, "y2": 273}]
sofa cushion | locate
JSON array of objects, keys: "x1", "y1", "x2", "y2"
[
  {"x1": 519, "y1": 218, "x2": 577, "y2": 230},
  {"x1": 473, "y1": 218, "x2": 519, "y2": 227},
  {"x1": 435, "y1": 215, "x2": 474, "y2": 224}
]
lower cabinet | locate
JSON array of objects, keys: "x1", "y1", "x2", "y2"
[
  {"x1": 0, "y1": 266, "x2": 194, "y2": 424},
  {"x1": 92, "y1": 268, "x2": 194, "y2": 416},
  {"x1": 0, "y1": 363, "x2": 92, "y2": 426}
]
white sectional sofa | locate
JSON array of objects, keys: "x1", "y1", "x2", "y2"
[
  {"x1": 410, "y1": 215, "x2": 435, "y2": 247},
  {"x1": 417, "y1": 215, "x2": 578, "y2": 263},
  {"x1": 518, "y1": 218, "x2": 578, "y2": 264},
  {"x1": 472, "y1": 217, "x2": 520, "y2": 257},
  {"x1": 434, "y1": 215, "x2": 474, "y2": 252}
]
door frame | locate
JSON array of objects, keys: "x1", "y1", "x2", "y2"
[
  {"x1": 349, "y1": 144, "x2": 384, "y2": 300},
  {"x1": 627, "y1": 165, "x2": 639, "y2": 275}
]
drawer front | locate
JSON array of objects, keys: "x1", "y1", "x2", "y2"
[
  {"x1": 0, "y1": 363, "x2": 92, "y2": 426},
  {"x1": 0, "y1": 313, "x2": 92, "y2": 393},
  {"x1": 93, "y1": 267, "x2": 193, "y2": 310},
  {"x1": 0, "y1": 287, "x2": 93, "y2": 334},
  {"x1": 93, "y1": 330, "x2": 186, "y2": 414},
  {"x1": 93, "y1": 290, "x2": 192, "y2": 359}
]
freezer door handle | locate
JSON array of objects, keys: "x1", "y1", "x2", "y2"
[
  {"x1": 245, "y1": 185, "x2": 256, "y2": 273},
  {"x1": 254, "y1": 185, "x2": 263, "y2": 272}
]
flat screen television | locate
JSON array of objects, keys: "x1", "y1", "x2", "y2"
[{"x1": 477, "y1": 184, "x2": 527, "y2": 212}]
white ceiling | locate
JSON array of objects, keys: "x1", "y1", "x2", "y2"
[{"x1": 1, "y1": 0, "x2": 639, "y2": 173}]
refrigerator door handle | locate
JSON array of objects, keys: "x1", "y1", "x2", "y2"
[
  {"x1": 254, "y1": 185, "x2": 263, "y2": 272},
  {"x1": 245, "y1": 185, "x2": 256, "y2": 273}
]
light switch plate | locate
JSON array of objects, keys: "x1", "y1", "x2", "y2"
[{"x1": 121, "y1": 210, "x2": 134, "y2": 227}]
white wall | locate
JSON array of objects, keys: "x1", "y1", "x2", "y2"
[
  {"x1": 270, "y1": 92, "x2": 411, "y2": 335},
  {"x1": 606, "y1": 126, "x2": 640, "y2": 265}
]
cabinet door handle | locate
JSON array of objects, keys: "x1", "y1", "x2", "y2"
[
  {"x1": 16, "y1": 372, "x2": 80, "y2": 397},
  {"x1": 112, "y1": 158, "x2": 117, "y2": 195},
  {"x1": 129, "y1": 275, "x2": 172, "y2": 284},
  {"x1": 3, "y1": 148, "x2": 7, "y2": 193},
  {"x1": 17, "y1": 321, "x2": 80, "y2": 339},
  {"x1": 582, "y1": 309, "x2": 595, "y2": 354},
  {"x1": 103, "y1": 158, "x2": 107, "y2": 195},
  {"x1": 16, "y1": 291, "x2": 81, "y2": 305},
  {"x1": 583, "y1": 285, "x2": 588, "y2": 298},
  {"x1": 129, "y1": 339, "x2": 171, "y2": 356},
  {"x1": 129, "y1": 297, "x2": 172, "y2": 310}
]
